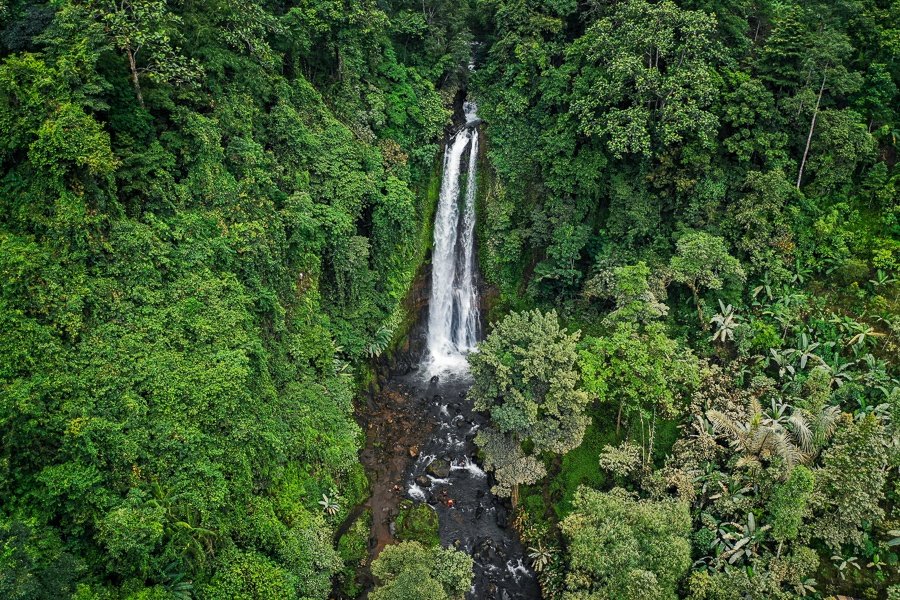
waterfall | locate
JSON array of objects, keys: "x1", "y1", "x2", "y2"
[{"x1": 426, "y1": 101, "x2": 481, "y2": 372}]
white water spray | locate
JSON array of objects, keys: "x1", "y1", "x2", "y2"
[{"x1": 426, "y1": 102, "x2": 481, "y2": 373}]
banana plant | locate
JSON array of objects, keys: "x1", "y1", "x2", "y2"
[
  {"x1": 847, "y1": 326, "x2": 885, "y2": 353},
  {"x1": 769, "y1": 348, "x2": 796, "y2": 379},
  {"x1": 820, "y1": 356, "x2": 857, "y2": 387},
  {"x1": 719, "y1": 513, "x2": 771, "y2": 565},
  {"x1": 528, "y1": 543, "x2": 555, "y2": 572},
  {"x1": 791, "y1": 257, "x2": 812, "y2": 285},
  {"x1": 869, "y1": 269, "x2": 897, "y2": 289},
  {"x1": 793, "y1": 332, "x2": 823, "y2": 370},
  {"x1": 793, "y1": 576, "x2": 817, "y2": 597},
  {"x1": 831, "y1": 554, "x2": 861, "y2": 580},
  {"x1": 710, "y1": 300, "x2": 738, "y2": 343},
  {"x1": 319, "y1": 494, "x2": 340, "y2": 517}
]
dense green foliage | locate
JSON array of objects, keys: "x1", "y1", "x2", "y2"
[
  {"x1": 471, "y1": 0, "x2": 900, "y2": 597},
  {"x1": 470, "y1": 309, "x2": 589, "y2": 506},
  {"x1": 368, "y1": 541, "x2": 473, "y2": 600},
  {"x1": 0, "y1": 0, "x2": 470, "y2": 597},
  {"x1": 560, "y1": 487, "x2": 691, "y2": 600},
  {"x1": 2, "y1": 0, "x2": 898, "y2": 598}
]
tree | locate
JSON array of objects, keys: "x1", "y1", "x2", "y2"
[
  {"x1": 470, "y1": 310, "x2": 589, "y2": 506},
  {"x1": 812, "y1": 414, "x2": 889, "y2": 551},
  {"x1": 727, "y1": 170, "x2": 796, "y2": 279},
  {"x1": 583, "y1": 261, "x2": 668, "y2": 325},
  {"x1": 474, "y1": 427, "x2": 547, "y2": 503},
  {"x1": 88, "y1": 0, "x2": 200, "y2": 106},
  {"x1": 369, "y1": 542, "x2": 473, "y2": 600},
  {"x1": 769, "y1": 465, "x2": 814, "y2": 551},
  {"x1": 580, "y1": 322, "x2": 699, "y2": 437},
  {"x1": 561, "y1": 487, "x2": 691, "y2": 600},
  {"x1": 791, "y1": 28, "x2": 861, "y2": 189},
  {"x1": 568, "y1": 0, "x2": 719, "y2": 158},
  {"x1": 669, "y1": 231, "x2": 745, "y2": 326}
]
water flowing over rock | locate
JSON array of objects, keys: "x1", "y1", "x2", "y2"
[{"x1": 426, "y1": 101, "x2": 481, "y2": 373}]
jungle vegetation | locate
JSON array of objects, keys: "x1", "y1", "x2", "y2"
[
  {"x1": 471, "y1": 0, "x2": 900, "y2": 599},
  {"x1": 0, "y1": 0, "x2": 898, "y2": 599}
]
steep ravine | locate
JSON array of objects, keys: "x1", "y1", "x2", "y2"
[{"x1": 348, "y1": 99, "x2": 539, "y2": 599}]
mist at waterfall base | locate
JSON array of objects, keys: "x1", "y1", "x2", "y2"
[{"x1": 395, "y1": 102, "x2": 539, "y2": 599}]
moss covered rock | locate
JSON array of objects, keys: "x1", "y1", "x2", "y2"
[{"x1": 394, "y1": 500, "x2": 439, "y2": 546}]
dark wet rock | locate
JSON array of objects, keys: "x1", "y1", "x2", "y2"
[
  {"x1": 433, "y1": 394, "x2": 443, "y2": 402},
  {"x1": 415, "y1": 475, "x2": 430, "y2": 487},
  {"x1": 395, "y1": 367, "x2": 539, "y2": 599},
  {"x1": 477, "y1": 539, "x2": 497, "y2": 561},
  {"x1": 430, "y1": 375, "x2": 439, "y2": 384},
  {"x1": 426, "y1": 459, "x2": 450, "y2": 478},
  {"x1": 496, "y1": 505, "x2": 508, "y2": 529}
]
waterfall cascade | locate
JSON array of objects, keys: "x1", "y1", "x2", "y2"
[{"x1": 426, "y1": 101, "x2": 481, "y2": 372}]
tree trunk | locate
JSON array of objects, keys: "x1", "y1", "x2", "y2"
[
  {"x1": 511, "y1": 484, "x2": 519, "y2": 509},
  {"x1": 796, "y1": 72, "x2": 826, "y2": 189},
  {"x1": 693, "y1": 285, "x2": 706, "y2": 329},
  {"x1": 126, "y1": 48, "x2": 144, "y2": 108},
  {"x1": 616, "y1": 403, "x2": 623, "y2": 436}
]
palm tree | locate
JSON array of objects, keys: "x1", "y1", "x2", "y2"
[
  {"x1": 710, "y1": 300, "x2": 738, "y2": 344},
  {"x1": 366, "y1": 324, "x2": 393, "y2": 358},
  {"x1": 799, "y1": 403, "x2": 840, "y2": 449},
  {"x1": 708, "y1": 398, "x2": 805, "y2": 474},
  {"x1": 147, "y1": 484, "x2": 217, "y2": 568},
  {"x1": 708, "y1": 398, "x2": 839, "y2": 475}
]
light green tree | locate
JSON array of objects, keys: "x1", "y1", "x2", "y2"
[
  {"x1": 561, "y1": 487, "x2": 691, "y2": 600},
  {"x1": 88, "y1": 0, "x2": 200, "y2": 106},
  {"x1": 580, "y1": 322, "x2": 699, "y2": 436},
  {"x1": 369, "y1": 541, "x2": 473, "y2": 600},
  {"x1": 669, "y1": 231, "x2": 745, "y2": 326},
  {"x1": 769, "y1": 465, "x2": 814, "y2": 554},
  {"x1": 471, "y1": 310, "x2": 590, "y2": 506}
]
